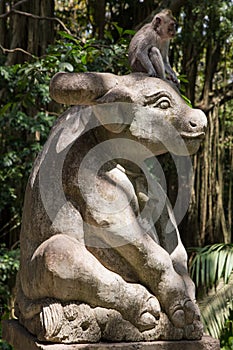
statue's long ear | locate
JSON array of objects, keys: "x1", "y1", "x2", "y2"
[
  {"x1": 56, "y1": 106, "x2": 92, "y2": 153},
  {"x1": 93, "y1": 87, "x2": 134, "y2": 133}
]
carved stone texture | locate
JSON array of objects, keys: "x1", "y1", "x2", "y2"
[
  {"x1": 15, "y1": 72, "x2": 207, "y2": 343},
  {"x1": 2, "y1": 320, "x2": 221, "y2": 350}
]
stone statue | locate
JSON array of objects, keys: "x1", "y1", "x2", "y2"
[{"x1": 15, "y1": 72, "x2": 207, "y2": 343}]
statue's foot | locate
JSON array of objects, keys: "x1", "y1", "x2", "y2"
[
  {"x1": 137, "y1": 295, "x2": 161, "y2": 331},
  {"x1": 184, "y1": 313, "x2": 203, "y2": 340},
  {"x1": 156, "y1": 271, "x2": 203, "y2": 338},
  {"x1": 168, "y1": 298, "x2": 198, "y2": 327},
  {"x1": 170, "y1": 298, "x2": 203, "y2": 339},
  {"x1": 122, "y1": 284, "x2": 161, "y2": 331},
  {"x1": 166, "y1": 297, "x2": 203, "y2": 338}
]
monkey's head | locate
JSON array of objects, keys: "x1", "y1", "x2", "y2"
[{"x1": 152, "y1": 9, "x2": 177, "y2": 39}]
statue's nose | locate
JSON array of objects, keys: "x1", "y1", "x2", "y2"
[{"x1": 188, "y1": 109, "x2": 207, "y2": 134}]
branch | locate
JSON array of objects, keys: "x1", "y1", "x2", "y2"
[
  {"x1": 0, "y1": 0, "x2": 29, "y2": 18},
  {"x1": 0, "y1": 6, "x2": 71, "y2": 35},
  {"x1": 198, "y1": 82, "x2": 233, "y2": 112},
  {"x1": 0, "y1": 44, "x2": 35, "y2": 58},
  {"x1": 212, "y1": 82, "x2": 233, "y2": 106},
  {"x1": 12, "y1": 10, "x2": 71, "y2": 35}
]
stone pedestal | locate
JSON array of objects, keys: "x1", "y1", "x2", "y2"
[{"x1": 2, "y1": 320, "x2": 220, "y2": 350}]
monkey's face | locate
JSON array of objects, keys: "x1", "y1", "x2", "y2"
[
  {"x1": 167, "y1": 19, "x2": 177, "y2": 38},
  {"x1": 153, "y1": 12, "x2": 177, "y2": 39}
]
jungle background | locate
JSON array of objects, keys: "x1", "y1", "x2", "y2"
[{"x1": 0, "y1": 0, "x2": 232, "y2": 348}]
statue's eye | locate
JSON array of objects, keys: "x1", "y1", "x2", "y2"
[
  {"x1": 144, "y1": 93, "x2": 172, "y2": 109},
  {"x1": 158, "y1": 100, "x2": 170, "y2": 109},
  {"x1": 153, "y1": 99, "x2": 171, "y2": 109}
]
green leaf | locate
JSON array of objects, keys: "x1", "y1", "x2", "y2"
[
  {"x1": 217, "y1": 249, "x2": 228, "y2": 281},
  {"x1": 123, "y1": 29, "x2": 136, "y2": 35},
  {"x1": 200, "y1": 253, "x2": 206, "y2": 285},
  {"x1": 0, "y1": 103, "x2": 12, "y2": 115},
  {"x1": 112, "y1": 22, "x2": 124, "y2": 36},
  {"x1": 224, "y1": 249, "x2": 233, "y2": 283},
  {"x1": 58, "y1": 31, "x2": 80, "y2": 44},
  {"x1": 209, "y1": 251, "x2": 218, "y2": 286},
  {"x1": 59, "y1": 62, "x2": 74, "y2": 72},
  {"x1": 81, "y1": 54, "x2": 87, "y2": 64},
  {"x1": 181, "y1": 94, "x2": 192, "y2": 107}
]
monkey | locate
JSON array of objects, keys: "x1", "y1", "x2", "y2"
[{"x1": 128, "y1": 9, "x2": 179, "y2": 87}]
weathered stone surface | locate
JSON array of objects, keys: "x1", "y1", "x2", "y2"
[
  {"x1": 15, "y1": 72, "x2": 208, "y2": 343},
  {"x1": 16, "y1": 300, "x2": 184, "y2": 343},
  {"x1": 2, "y1": 320, "x2": 220, "y2": 350}
]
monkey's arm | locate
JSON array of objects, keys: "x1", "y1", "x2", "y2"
[{"x1": 161, "y1": 43, "x2": 179, "y2": 85}]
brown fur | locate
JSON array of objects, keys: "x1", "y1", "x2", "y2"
[{"x1": 128, "y1": 9, "x2": 179, "y2": 86}]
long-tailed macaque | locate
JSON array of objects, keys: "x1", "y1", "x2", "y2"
[{"x1": 128, "y1": 9, "x2": 179, "y2": 87}]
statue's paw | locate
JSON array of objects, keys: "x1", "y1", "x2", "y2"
[
  {"x1": 183, "y1": 312, "x2": 203, "y2": 340},
  {"x1": 169, "y1": 298, "x2": 201, "y2": 329},
  {"x1": 136, "y1": 296, "x2": 161, "y2": 331},
  {"x1": 121, "y1": 283, "x2": 161, "y2": 332}
]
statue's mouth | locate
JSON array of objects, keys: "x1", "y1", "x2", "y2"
[{"x1": 180, "y1": 131, "x2": 205, "y2": 139}]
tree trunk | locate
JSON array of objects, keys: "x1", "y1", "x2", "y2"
[
  {"x1": 6, "y1": 0, "x2": 28, "y2": 65},
  {"x1": 6, "y1": 0, "x2": 55, "y2": 65},
  {"x1": 217, "y1": 106, "x2": 230, "y2": 243},
  {"x1": 181, "y1": 5, "x2": 202, "y2": 104},
  {"x1": 0, "y1": 0, "x2": 7, "y2": 48},
  {"x1": 88, "y1": 0, "x2": 106, "y2": 40},
  {"x1": 200, "y1": 43, "x2": 221, "y2": 110},
  {"x1": 228, "y1": 145, "x2": 233, "y2": 236}
]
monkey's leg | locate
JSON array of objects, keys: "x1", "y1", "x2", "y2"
[
  {"x1": 135, "y1": 50, "x2": 157, "y2": 77},
  {"x1": 149, "y1": 47, "x2": 166, "y2": 79}
]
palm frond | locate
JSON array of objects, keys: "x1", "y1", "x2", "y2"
[
  {"x1": 198, "y1": 274, "x2": 233, "y2": 338},
  {"x1": 189, "y1": 244, "x2": 233, "y2": 338},
  {"x1": 189, "y1": 244, "x2": 233, "y2": 288}
]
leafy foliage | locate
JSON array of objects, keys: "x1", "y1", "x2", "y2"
[
  {"x1": 0, "y1": 245, "x2": 20, "y2": 303},
  {"x1": 48, "y1": 30, "x2": 130, "y2": 74},
  {"x1": 198, "y1": 277, "x2": 233, "y2": 340},
  {"x1": 190, "y1": 244, "x2": 233, "y2": 288},
  {"x1": 0, "y1": 62, "x2": 57, "y2": 237},
  {"x1": 189, "y1": 244, "x2": 233, "y2": 340},
  {"x1": 0, "y1": 244, "x2": 19, "y2": 350},
  {"x1": 221, "y1": 310, "x2": 233, "y2": 350}
]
